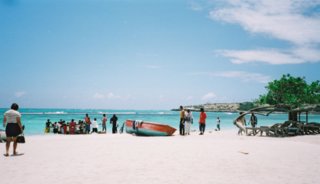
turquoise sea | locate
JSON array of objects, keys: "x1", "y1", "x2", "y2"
[{"x1": 1, "y1": 108, "x2": 319, "y2": 135}]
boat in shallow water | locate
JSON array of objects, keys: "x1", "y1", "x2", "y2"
[{"x1": 125, "y1": 120, "x2": 176, "y2": 136}]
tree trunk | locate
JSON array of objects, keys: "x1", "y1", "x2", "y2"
[{"x1": 288, "y1": 111, "x2": 298, "y2": 121}]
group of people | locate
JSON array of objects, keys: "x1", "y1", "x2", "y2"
[
  {"x1": 44, "y1": 114, "x2": 120, "y2": 135},
  {"x1": 2, "y1": 102, "x2": 255, "y2": 157},
  {"x1": 179, "y1": 106, "x2": 218, "y2": 135},
  {"x1": 234, "y1": 112, "x2": 258, "y2": 135}
]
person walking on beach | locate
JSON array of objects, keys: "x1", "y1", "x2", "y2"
[
  {"x1": 84, "y1": 114, "x2": 91, "y2": 134},
  {"x1": 102, "y1": 114, "x2": 107, "y2": 133},
  {"x1": 184, "y1": 109, "x2": 193, "y2": 135},
  {"x1": 3, "y1": 103, "x2": 23, "y2": 157},
  {"x1": 110, "y1": 114, "x2": 118, "y2": 134},
  {"x1": 235, "y1": 112, "x2": 246, "y2": 135},
  {"x1": 216, "y1": 117, "x2": 221, "y2": 131},
  {"x1": 179, "y1": 106, "x2": 185, "y2": 135},
  {"x1": 199, "y1": 108, "x2": 207, "y2": 135}
]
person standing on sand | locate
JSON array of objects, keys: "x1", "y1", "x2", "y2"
[
  {"x1": 216, "y1": 117, "x2": 221, "y2": 131},
  {"x1": 45, "y1": 119, "x2": 52, "y2": 133},
  {"x1": 179, "y1": 106, "x2": 185, "y2": 135},
  {"x1": 84, "y1": 114, "x2": 91, "y2": 134},
  {"x1": 250, "y1": 113, "x2": 257, "y2": 128},
  {"x1": 110, "y1": 114, "x2": 118, "y2": 134},
  {"x1": 102, "y1": 114, "x2": 107, "y2": 133},
  {"x1": 69, "y1": 119, "x2": 76, "y2": 134},
  {"x1": 184, "y1": 109, "x2": 193, "y2": 135},
  {"x1": 91, "y1": 118, "x2": 98, "y2": 133},
  {"x1": 3, "y1": 103, "x2": 23, "y2": 157},
  {"x1": 250, "y1": 113, "x2": 257, "y2": 134},
  {"x1": 199, "y1": 108, "x2": 207, "y2": 135}
]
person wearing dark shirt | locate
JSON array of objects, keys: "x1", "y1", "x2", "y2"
[
  {"x1": 250, "y1": 113, "x2": 257, "y2": 128},
  {"x1": 110, "y1": 114, "x2": 118, "y2": 134}
]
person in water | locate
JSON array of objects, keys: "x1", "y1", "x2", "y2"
[
  {"x1": 3, "y1": 103, "x2": 23, "y2": 157},
  {"x1": 110, "y1": 114, "x2": 118, "y2": 134}
]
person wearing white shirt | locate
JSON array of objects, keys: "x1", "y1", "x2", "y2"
[
  {"x1": 184, "y1": 109, "x2": 193, "y2": 135},
  {"x1": 3, "y1": 103, "x2": 23, "y2": 157},
  {"x1": 91, "y1": 118, "x2": 99, "y2": 133}
]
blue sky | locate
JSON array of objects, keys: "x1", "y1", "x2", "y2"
[{"x1": 1, "y1": 0, "x2": 319, "y2": 109}]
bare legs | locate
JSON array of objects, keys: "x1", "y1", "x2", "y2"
[
  {"x1": 13, "y1": 137, "x2": 18, "y2": 154},
  {"x1": 4, "y1": 137, "x2": 18, "y2": 156}
]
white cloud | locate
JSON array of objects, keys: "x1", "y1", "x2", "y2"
[
  {"x1": 202, "y1": 92, "x2": 217, "y2": 101},
  {"x1": 106, "y1": 92, "x2": 121, "y2": 99},
  {"x1": 93, "y1": 92, "x2": 121, "y2": 100},
  {"x1": 209, "y1": 0, "x2": 320, "y2": 64},
  {"x1": 93, "y1": 93, "x2": 105, "y2": 99},
  {"x1": 218, "y1": 49, "x2": 305, "y2": 65},
  {"x1": 15, "y1": 91, "x2": 26, "y2": 98},
  {"x1": 214, "y1": 71, "x2": 271, "y2": 83},
  {"x1": 293, "y1": 47, "x2": 320, "y2": 61},
  {"x1": 217, "y1": 48, "x2": 319, "y2": 65},
  {"x1": 210, "y1": 0, "x2": 320, "y2": 45},
  {"x1": 195, "y1": 71, "x2": 271, "y2": 83}
]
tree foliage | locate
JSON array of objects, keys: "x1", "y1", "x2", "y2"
[{"x1": 258, "y1": 74, "x2": 320, "y2": 108}]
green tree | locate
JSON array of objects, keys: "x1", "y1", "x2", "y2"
[{"x1": 258, "y1": 74, "x2": 320, "y2": 120}]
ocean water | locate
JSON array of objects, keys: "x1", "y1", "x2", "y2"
[{"x1": 0, "y1": 108, "x2": 319, "y2": 135}]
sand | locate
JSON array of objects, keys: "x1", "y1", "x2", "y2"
[{"x1": 1, "y1": 130, "x2": 320, "y2": 184}]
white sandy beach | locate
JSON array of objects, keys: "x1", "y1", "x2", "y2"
[{"x1": 1, "y1": 130, "x2": 320, "y2": 184}]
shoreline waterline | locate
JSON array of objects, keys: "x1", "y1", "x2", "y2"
[{"x1": 1, "y1": 108, "x2": 319, "y2": 136}]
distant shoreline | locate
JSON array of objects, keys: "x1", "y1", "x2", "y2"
[
  {"x1": 172, "y1": 103, "x2": 320, "y2": 114},
  {"x1": 171, "y1": 102, "x2": 254, "y2": 112}
]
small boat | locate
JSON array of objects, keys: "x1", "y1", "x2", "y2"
[{"x1": 125, "y1": 120, "x2": 176, "y2": 136}]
